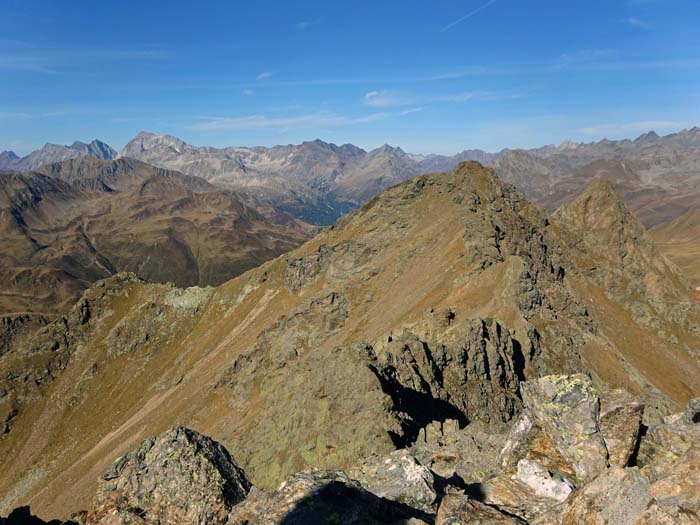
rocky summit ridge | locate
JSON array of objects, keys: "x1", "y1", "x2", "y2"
[
  {"x1": 0, "y1": 162, "x2": 699, "y2": 521},
  {"x1": 3, "y1": 374, "x2": 699, "y2": 524}
]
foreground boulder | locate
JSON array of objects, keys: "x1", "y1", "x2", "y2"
[
  {"x1": 520, "y1": 374, "x2": 608, "y2": 482},
  {"x1": 228, "y1": 469, "x2": 433, "y2": 524},
  {"x1": 638, "y1": 397, "x2": 700, "y2": 481},
  {"x1": 87, "y1": 427, "x2": 251, "y2": 525},
  {"x1": 648, "y1": 444, "x2": 700, "y2": 515},
  {"x1": 348, "y1": 449, "x2": 437, "y2": 512},
  {"x1": 552, "y1": 466, "x2": 652, "y2": 525}
]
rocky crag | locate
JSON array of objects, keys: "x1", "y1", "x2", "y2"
[
  {"x1": 3, "y1": 375, "x2": 699, "y2": 524},
  {"x1": 1, "y1": 162, "x2": 699, "y2": 519}
]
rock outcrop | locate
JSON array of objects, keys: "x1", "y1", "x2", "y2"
[
  {"x1": 520, "y1": 374, "x2": 608, "y2": 482},
  {"x1": 87, "y1": 427, "x2": 251, "y2": 525},
  {"x1": 4, "y1": 375, "x2": 700, "y2": 524},
  {"x1": 348, "y1": 450, "x2": 437, "y2": 512}
]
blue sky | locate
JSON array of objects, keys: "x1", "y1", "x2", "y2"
[{"x1": 1, "y1": 0, "x2": 699, "y2": 155}]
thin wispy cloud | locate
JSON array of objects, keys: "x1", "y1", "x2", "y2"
[
  {"x1": 256, "y1": 71, "x2": 274, "y2": 81},
  {"x1": 192, "y1": 108, "x2": 422, "y2": 131},
  {"x1": 363, "y1": 89, "x2": 502, "y2": 107},
  {"x1": 193, "y1": 51, "x2": 700, "y2": 93},
  {"x1": 580, "y1": 120, "x2": 685, "y2": 137},
  {"x1": 441, "y1": 0, "x2": 498, "y2": 32},
  {"x1": 0, "y1": 41, "x2": 168, "y2": 73},
  {"x1": 243, "y1": 89, "x2": 254, "y2": 96},
  {"x1": 0, "y1": 108, "x2": 79, "y2": 119},
  {"x1": 0, "y1": 111, "x2": 33, "y2": 119},
  {"x1": 364, "y1": 91, "x2": 418, "y2": 107},
  {"x1": 626, "y1": 16, "x2": 650, "y2": 29},
  {"x1": 557, "y1": 49, "x2": 619, "y2": 67}
]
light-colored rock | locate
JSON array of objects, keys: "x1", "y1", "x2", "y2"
[
  {"x1": 520, "y1": 374, "x2": 609, "y2": 482},
  {"x1": 498, "y1": 412, "x2": 533, "y2": 470},
  {"x1": 482, "y1": 474, "x2": 562, "y2": 521},
  {"x1": 512, "y1": 459, "x2": 574, "y2": 502},
  {"x1": 349, "y1": 449, "x2": 437, "y2": 512}
]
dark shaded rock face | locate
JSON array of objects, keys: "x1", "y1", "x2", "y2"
[
  {"x1": 367, "y1": 317, "x2": 530, "y2": 444},
  {"x1": 87, "y1": 427, "x2": 250, "y2": 525}
]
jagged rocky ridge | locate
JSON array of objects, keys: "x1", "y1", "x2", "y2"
[
  {"x1": 1, "y1": 162, "x2": 699, "y2": 519},
  {"x1": 0, "y1": 140, "x2": 116, "y2": 172},
  {"x1": 3, "y1": 375, "x2": 699, "y2": 524},
  {"x1": 119, "y1": 127, "x2": 700, "y2": 227},
  {"x1": 5, "y1": 128, "x2": 700, "y2": 229}
]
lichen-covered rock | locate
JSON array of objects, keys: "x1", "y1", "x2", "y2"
[
  {"x1": 228, "y1": 469, "x2": 432, "y2": 524},
  {"x1": 646, "y1": 423, "x2": 700, "y2": 456},
  {"x1": 411, "y1": 419, "x2": 507, "y2": 484},
  {"x1": 520, "y1": 374, "x2": 608, "y2": 482},
  {"x1": 599, "y1": 388, "x2": 645, "y2": 467},
  {"x1": 511, "y1": 459, "x2": 574, "y2": 502},
  {"x1": 348, "y1": 450, "x2": 437, "y2": 512},
  {"x1": 498, "y1": 412, "x2": 534, "y2": 470},
  {"x1": 87, "y1": 427, "x2": 251, "y2": 525},
  {"x1": 557, "y1": 466, "x2": 652, "y2": 525},
  {"x1": 649, "y1": 444, "x2": 700, "y2": 515},
  {"x1": 436, "y1": 494, "x2": 526, "y2": 524},
  {"x1": 497, "y1": 412, "x2": 577, "y2": 480},
  {"x1": 638, "y1": 421, "x2": 700, "y2": 480}
]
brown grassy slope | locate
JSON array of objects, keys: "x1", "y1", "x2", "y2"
[
  {"x1": 650, "y1": 209, "x2": 700, "y2": 289},
  {"x1": 553, "y1": 179, "x2": 700, "y2": 405},
  {"x1": 0, "y1": 158, "x2": 313, "y2": 315},
  {"x1": 1, "y1": 162, "x2": 699, "y2": 519}
]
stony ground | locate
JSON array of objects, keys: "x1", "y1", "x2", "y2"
[{"x1": 3, "y1": 374, "x2": 698, "y2": 524}]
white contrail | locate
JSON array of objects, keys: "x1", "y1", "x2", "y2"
[{"x1": 441, "y1": 0, "x2": 498, "y2": 32}]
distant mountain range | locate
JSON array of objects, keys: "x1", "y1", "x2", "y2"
[
  {"x1": 0, "y1": 140, "x2": 117, "y2": 171},
  {"x1": 2, "y1": 127, "x2": 700, "y2": 226},
  {"x1": 493, "y1": 127, "x2": 700, "y2": 227}
]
